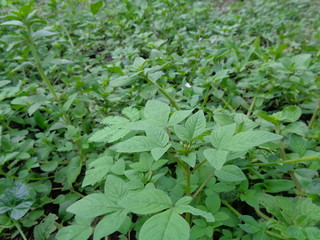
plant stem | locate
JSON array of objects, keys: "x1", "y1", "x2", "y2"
[
  {"x1": 290, "y1": 170, "x2": 305, "y2": 196},
  {"x1": 255, "y1": 208, "x2": 270, "y2": 221},
  {"x1": 13, "y1": 220, "x2": 27, "y2": 240},
  {"x1": 26, "y1": 25, "x2": 71, "y2": 125},
  {"x1": 192, "y1": 172, "x2": 215, "y2": 201},
  {"x1": 221, "y1": 200, "x2": 241, "y2": 217},
  {"x1": 247, "y1": 156, "x2": 320, "y2": 167},
  {"x1": 146, "y1": 78, "x2": 180, "y2": 110},
  {"x1": 274, "y1": 123, "x2": 286, "y2": 160},
  {"x1": 211, "y1": 84, "x2": 235, "y2": 112},
  {"x1": 265, "y1": 230, "x2": 287, "y2": 239},
  {"x1": 308, "y1": 99, "x2": 320, "y2": 128},
  {"x1": 191, "y1": 159, "x2": 207, "y2": 173},
  {"x1": 200, "y1": 86, "x2": 211, "y2": 109}
]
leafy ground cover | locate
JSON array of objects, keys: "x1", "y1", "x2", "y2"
[{"x1": 0, "y1": 0, "x2": 319, "y2": 239}]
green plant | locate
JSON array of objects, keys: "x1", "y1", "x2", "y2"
[{"x1": 0, "y1": 0, "x2": 319, "y2": 239}]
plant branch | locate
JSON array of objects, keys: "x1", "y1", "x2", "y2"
[
  {"x1": 247, "y1": 156, "x2": 320, "y2": 167},
  {"x1": 308, "y1": 99, "x2": 320, "y2": 128},
  {"x1": 221, "y1": 200, "x2": 241, "y2": 217},
  {"x1": 192, "y1": 172, "x2": 215, "y2": 201},
  {"x1": 146, "y1": 78, "x2": 180, "y2": 110},
  {"x1": 265, "y1": 230, "x2": 287, "y2": 239},
  {"x1": 13, "y1": 220, "x2": 27, "y2": 240}
]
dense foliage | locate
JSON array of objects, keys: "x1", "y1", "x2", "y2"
[{"x1": 0, "y1": 0, "x2": 319, "y2": 239}]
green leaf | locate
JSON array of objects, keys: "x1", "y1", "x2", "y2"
[
  {"x1": 258, "y1": 113, "x2": 279, "y2": 124},
  {"x1": 67, "y1": 193, "x2": 120, "y2": 218},
  {"x1": 168, "y1": 110, "x2": 193, "y2": 126},
  {"x1": 33, "y1": 29, "x2": 57, "y2": 38},
  {"x1": 185, "y1": 111, "x2": 207, "y2": 139},
  {"x1": 211, "y1": 124, "x2": 236, "y2": 149},
  {"x1": 151, "y1": 144, "x2": 171, "y2": 161},
  {"x1": 144, "y1": 100, "x2": 170, "y2": 127},
  {"x1": 215, "y1": 165, "x2": 246, "y2": 182},
  {"x1": 62, "y1": 93, "x2": 78, "y2": 112},
  {"x1": 139, "y1": 209, "x2": 189, "y2": 240},
  {"x1": 181, "y1": 152, "x2": 197, "y2": 167},
  {"x1": 101, "y1": 116, "x2": 129, "y2": 127},
  {"x1": 104, "y1": 175, "x2": 129, "y2": 202},
  {"x1": 174, "y1": 125, "x2": 189, "y2": 141},
  {"x1": 0, "y1": 181, "x2": 33, "y2": 220},
  {"x1": 116, "y1": 136, "x2": 162, "y2": 153},
  {"x1": 82, "y1": 156, "x2": 113, "y2": 187},
  {"x1": 93, "y1": 209, "x2": 128, "y2": 240},
  {"x1": 146, "y1": 127, "x2": 169, "y2": 147},
  {"x1": 89, "y1": 126, "x2": 130, "y2": 143},
  {"x1": 119, "y1": 189, "x2": 172, "y2": 214},
  {"x1": 175, "y1": 196, "x2": 192, "y2": 206},
  {"x1": 279, "y1": 106, "x2": 302, "y2": 122},
  {"x1": 0, "y1": 20, "x2": 24, "y2": 27},
  {"x1": 203, "y1": 148, "x2": 228, "y2": 170},
  {"x1": 263, "y1": 180, "x2": 295, "y2": 193},
  {"x1": 90, "y1": 1, "x2": 104, "y2": 15},
  {"x1": 109, "y1": 75, "x2": 137, "y2": 87},
  {"x1": 56, "y1": 225, "x2": 92, "y2": 240},
  {"x1": 33, "y1": 214, "x2": 57, "y2": 240},
  {"x1": 225, "y1": 131, "x2": 282, "y2": 152},
  {"x1": 289, "y1": 134, "x2": 307, "y2": 155},
  {"x1": 176, "y1": 205, "x2": 215, "y2": 222},
  {"x1": 239, "y1": 215, "x2": 263, "y2": 234},
  {"x1": 148, "y1": 71, "x2": 164, "y2": 83},
  {"x1": 122, "y1": 107, "x2": 140, "y2": 121},
  {"x1": 132, "y1": 57, "x2": 147, "y2": 70},
  {"x1": 282, "y1": 122, "x2": 309, "y2": 136},
  {"x1": 66, "y1": 156, "x2": 82, "y2": 187}
]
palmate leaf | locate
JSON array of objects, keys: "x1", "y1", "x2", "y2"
[{"x1": 139, "y1": 209, "x2": 189, "y2": 240}]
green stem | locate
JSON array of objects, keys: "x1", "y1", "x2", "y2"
[
  {"x1": 191, "y1": 159, "x2": 208, "y2": 173},
  {"x1": 308, "y1": 99, "x2": 320, "y2": 128},
  {"x1": 290, "y1": 171, "x2": 305, "y2": 196},
  {"x1": 26, "y1": 25, "x2": 71, "y2": 125},
  {"x1": 13, "y1": 220, "x2": 27, "y2": 240},
  {"x1": 255, "y1": 208, "x2": 270, "y2": 221},
  {"x1": 265, "y1": 230, "x2": 287, "y2": 239},
  {"x1": 211, "y1": 84, "x2": 235, "y2": 112},
  {"x1": 192, "y1": 172, "x2": 215, "y2": 201},
  {"x1": 274, "y1": 122, "x2": 286, "y2": 160},
  {"x1": 200, "y1": 86, "x2": 211, "y2": 109},
  {"x1": 221, "y1": 200, "x2": 241, "y2": 217},
  {"x1": 248, "y1": 156, "x2": 320, "y2": 167},
  {"x1": 146, "y1": 78, "x2": 180, "y2": 110}
]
